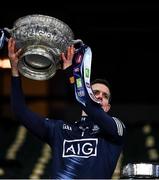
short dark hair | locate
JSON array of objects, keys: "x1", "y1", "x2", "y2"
[{"x1": 91, "y1": 78, "x2": 111, "y2": 102}]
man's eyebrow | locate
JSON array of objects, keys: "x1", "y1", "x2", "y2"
[{"x1": 93, "y1": 89, "x2": 110, "y2": 97}]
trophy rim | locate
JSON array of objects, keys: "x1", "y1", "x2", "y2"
[{"x1": 13, "y1": 14, "x2": 74, "y2": 38}]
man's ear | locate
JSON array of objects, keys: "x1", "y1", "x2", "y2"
[{"x1": 106, "y1": 103, "x2": 111, "y2": 112}]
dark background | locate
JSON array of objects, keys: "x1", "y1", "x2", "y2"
[
  {"x1": 0, "y1": 3, "x2": 159, "y2": 179},
  {"x1": 0, "y1": 2, "x2": 159, "y2": 105}
]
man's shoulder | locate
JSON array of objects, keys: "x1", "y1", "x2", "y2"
[{"x1": 45, "y1": 117, "x2": 64, "y2": 125}]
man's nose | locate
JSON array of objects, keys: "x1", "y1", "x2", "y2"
[{"x1": 96, "y1": 93, "x2": 103, "y2": 100}]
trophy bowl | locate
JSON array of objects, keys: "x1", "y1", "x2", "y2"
[{"x1": 5, "y1": 14, "x2": 80, "y2": 80}]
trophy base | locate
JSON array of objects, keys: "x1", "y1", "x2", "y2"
[{"x1": 18, "y1": 45, "x2": 60, "y2": 80}]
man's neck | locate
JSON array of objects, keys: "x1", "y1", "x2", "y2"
[{"x1": 82, "y1": 111, "x2": 88, "y2": 116}]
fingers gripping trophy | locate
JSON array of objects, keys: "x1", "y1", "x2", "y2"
[{"x1": 0, "y1": 14, "x2": 82, "y2": 80}]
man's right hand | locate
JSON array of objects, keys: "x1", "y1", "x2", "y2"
[{"x1": 8, "y1": 37, "x2": 22, "y2": 77}]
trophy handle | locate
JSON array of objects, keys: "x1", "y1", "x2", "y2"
[
  {"x1": 3, "y1": 27, "x2": 12, "y2": 34},
  {"x1": 72, "y1": 39, "x2": 83, "y2": 45},
  {"x1": 72, "y1": 39, "x2": 85, "y2": 52},
  {"x1": 0, "y1": 27, "x2": 12, "y2": 49}
]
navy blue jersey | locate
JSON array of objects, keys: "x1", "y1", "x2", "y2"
[{"x1": 11, "y1": 77, "x2": 126, "y2": 179}]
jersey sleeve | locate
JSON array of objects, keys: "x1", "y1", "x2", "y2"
[
  {"x1": 81, "y1": 99, "x2": 126, "y2": 143},
  {"x1": 11, "y1": 76, "x2": 56, "y2": 143}
]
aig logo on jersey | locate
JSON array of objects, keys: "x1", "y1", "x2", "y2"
[{"x1": 63, "y1": 138, "x2": 98, "y2": 158}]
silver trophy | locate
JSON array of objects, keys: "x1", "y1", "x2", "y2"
[
  {"x1": 121, "y1": 163, "x2": 159, "y2": 179},
  {"x1": 4, "y1": 14, "x2": 82, "y2": 80}
]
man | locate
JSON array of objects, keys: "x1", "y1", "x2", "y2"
[{"x1": 8, "y1": 37, "x2": 126, "y2": 179}]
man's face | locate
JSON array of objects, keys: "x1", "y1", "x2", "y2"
[{"x1": 91, "y1": 83, "x2": 111, "y2": 112}]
